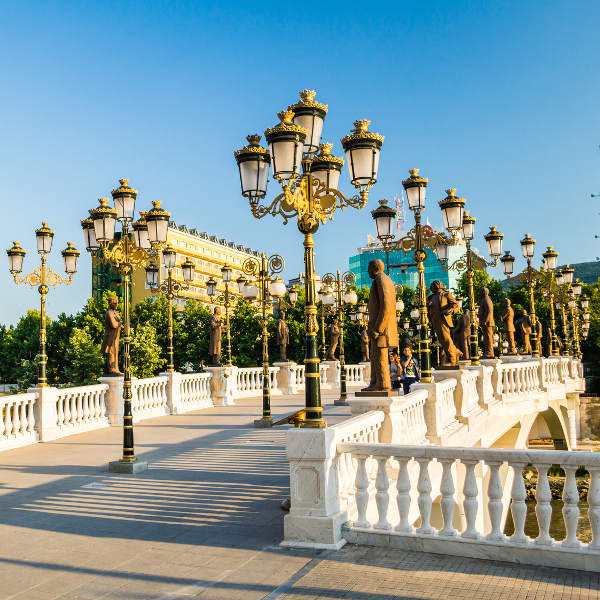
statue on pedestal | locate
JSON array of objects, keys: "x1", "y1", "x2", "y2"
[
  {"x1": 478, "y1": 287, "x2": 495, "y2": 359},
  {"x1": 363, "y1": 259, "x2": 399, "y2": 391},
  {"x1": 516, "y1": 309, "x2": 533, "y2": 355},
  {"x1": 209, "y1": 307, "x2": 223, "y2": 366},
  {"x1": 360, "y1": 327, "x2": 370, "y2": 362},
  {"x1": 101, "y1": 296, "x2": 123, "y2": 376},
  {"x1": 452, "y1": 308, "x2": 471, "y2": 360},
  {"x1": 501, "y1": 298, "x2": 517, "y2": 354},
  {"x1": 326, "y1": 319, "x2": 340, "y2": 360},
  {"x1": 426, "y1": 280, "x2": 461, "y2": 366},
  {"x1": 277, "y1": 311, "x2": 290, "y2": 361},
  {"x1": 534, "y1": 316, "x2": 543, "y2": 356}
]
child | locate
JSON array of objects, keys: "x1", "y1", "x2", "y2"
[{"x1": 400, "y1": 345, "x2": 420, "y2": 395}]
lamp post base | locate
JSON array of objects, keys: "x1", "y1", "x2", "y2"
[
  {"x1": 108, "y1": 459, "x2": 148, "y2": 474},
  {"x1": 334, "y1": 398, "x2": 349, "y2": 406},
  {"x1": 254, "y1": 417, "x2": 274, "y2": 428}
]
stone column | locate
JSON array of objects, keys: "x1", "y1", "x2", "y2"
[
  {"x1": 359, "y1": 361, "x2": 371, "y2": 385},
  {"x1": 28, "y1": 386, "x2": 59, "y2": 442},
  {"x1": 322, "y1": 360, "x2": 340, "y2": 387},
  {"x1": 476, "y1": 359, "x2": 501, "y2": 407},
  {"x1": 205, "y1": 366, "x2": 238, "y2": 406},
  {"x1": 274, "y1": 362, "x2": 297, "y2": 395},
  {"x1": 98, "y1": 376, "x2": 125, "y2": 426},
  {"x1": 159, "y1": 371, "x2": 182, "y2": 414}
]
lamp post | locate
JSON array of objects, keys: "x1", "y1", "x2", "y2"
[
  {"x1": 540, "y1": 246, "x2": 560, "y2": 356},
  {"x1": 206, "y1": 264, "x2": 236, "y2": 366},
  {"x1": 235, "y1": 90, "x2": 383, "y2": 428},
  {"x1": 570, "y1": 278, "x2": 583, "y2": 359},
  {"x1": 439, "y1": 210, "x2": 504, "y2": 365},
  {"x1": 7, "y1": 227, "x2": 80, "y2": 387},
  {"x1": 322, "y1": 270, "x2": 357, "y2": 405},
  {"x1": 83, "y1": 179, "x2": 170, "y2": 472},
  {"x1": 237, "y1": 253, "x2": 286, "y2": 427},
  {"x1": 318, "y1": 284, "x2": 335, "y2": 361},
  {"x1": 145, "y1": 246, "x2": 195, "y2": 372},
  {"x1": 371, "y1": 172, "x2": 457, "y2": 382}
]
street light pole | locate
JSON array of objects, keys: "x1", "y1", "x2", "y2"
[
  {"x1": 83, "y1": 180, "x2": 170, "y2": 472},
  {"x1": 207, "y1": 264, "x2": 236, "y2": 366},
  {"x1": 322, "y1": 270, "x2": 357, "y2": 405},
  {"x1": 235, "y1": 90, "x2": 383, "y2": 428},
  {"x1": 7, "y1": 228, "x2": 80, "y2": 387}
]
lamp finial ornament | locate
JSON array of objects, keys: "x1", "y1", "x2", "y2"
[
  {"x1": 277, "y1": 109, "x2": 295, "y2": 124},
  {"x1": 319, "y1": 142, "x2": 333, "y2": 155},
  {"x1": 152, "y1": 201, "x2": 162, "y2": 209},
  {"x1": 42, "y1": 222, "x2": 49, "y2": 228},
  {"x1": 246, "y1": 134, "x2": 261, "y2": 145},
  {"x1": 379, "y1": 199, "x2": 388, "y2": 207},
  {"x1": 445, "y1": 188, "x2": 456, "y2": 197},
  {"x1": 99, "y1": 198, "x2": 109, "y2": 207},
  {"x1": 409, "y1": 168, "x2": 419, "y2": 177},
  {"x1": 353, "y1": 119, "x2": 371, "y2": 133},
  {"x1": 299, "y1": 89, "x2": 316, "y2": 102},
  {"x1": 119, "y1": 178, "x2": 129, "y2": 187}
]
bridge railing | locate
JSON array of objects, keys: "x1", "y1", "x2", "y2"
[
  {"x1": 334, "y1": 443, "x2": 600, "y2": 571},
  {"x1": 56, "y1": 384, "x2": 108, "y2": 432},
  {"x1": 0, "y1": 392, "x2": 38, "y2": 450}
]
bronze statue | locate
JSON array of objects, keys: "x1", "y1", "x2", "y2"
[
  {"x1": 501, "y1": 298, "x2": 517, "y2": 354},
  {"x1": 516, "y1": 309, "x2": 533, "y2": 355},
  {"x1": 209, "y1": 307, "x2": 223, "y2": 366},
  {"x1": 277, "y1": 311, "x2": 290, "y2": 361},
  {"x1": 535, "y1": 316, "x2": 543, "y2": 356},
  {"x1": 363, "y1": 259, "x2": 399, "y2": 391},
  {"x1": 326, "y1": 319, "x2": 340, "y2": 360},
  {"x1": 452, "y1": 308, "x2": 470, "y2": 360},
  {"x1": 360, "y1": 327, "x2": 370, "y2": 362},
  {"x1": 478, "y1": 287, "x2": 495, "y2": 359},
  {"x1": 101, "y1": 297, "x2": 123, "y2": 376},
  {"x1": 426, "y1": 280, "x2": 461, "y2": 366}
]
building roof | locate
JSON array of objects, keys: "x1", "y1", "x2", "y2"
[{"x1": 168, "y1": 222, "x2": 261, "y2": 256}]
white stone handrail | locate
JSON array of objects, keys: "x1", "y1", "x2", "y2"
[
  {"x1": 132, "y1": 376, "x2": 169, "y2": 419},
  {"x1": 541, "y1": 357, "x2": 561, "y2": 386},
  {"x1": 496, "y1": 360, "x2": 541, "y2": 399},
  {"x1": 179, "y1": 372, "x2": 212, "y2": 408},
  {"x1": 345, "y1": 364, "x2": 367, "y2": 385},
  {"x1": 56, "y1": 384, "x2": 108, "y2": 431},
  {"x1": 235, "y1": 366, "x2": 280, "y2": 399},
  {"x1": 0, "y1": 392, "x2": 38, "y2": 449},
  {"x1": 335, "y1": 442, "x2": 600, "y2": 570}
]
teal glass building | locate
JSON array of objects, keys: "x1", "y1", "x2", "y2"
[{"x1": 349, "y1": 243, "x2": 466, "y2": 292}]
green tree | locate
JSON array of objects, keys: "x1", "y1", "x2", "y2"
[
  {"x1": 177, "y1": 300, "x2": 212, "y2": 370},
  {"x1": 47, "y1": 312, "x2": 77, "y2": 384},
  {"x1": 62, "y1": 327, "x2": 104, "y2": 385},
  {"x1": 230, "y1": 300, "x2": 262, "y2": 366},
  {"x1": 130, "y1": 324, "x2": 165, "y2": 378}
]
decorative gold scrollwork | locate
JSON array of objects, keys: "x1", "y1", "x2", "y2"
[{"x1": 14, "y1": 266, "x2": 73, "y2": 289}]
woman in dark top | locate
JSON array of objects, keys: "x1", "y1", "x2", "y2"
[{"x1": 400, "y1": 345, "x2": 420, "y2": 395}]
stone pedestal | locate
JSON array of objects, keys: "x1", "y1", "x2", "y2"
[
  {"x1": 108, "y1": 459, "x2": 148, "y2": 474},
  {"x1": 205, "y1": 366, "x2": 238, "y2": 406},
  {"x1": 348, "y1": 393, "x2": 407, "y2": 443},
  {"x1": 433, "y1": 368, "x2": 483, "y2": 427},
  {"x1": 98, "y1": 376, "x2": 129, "y2": 426},
  {"x1": 159, "y1": 371, "x2": 182, "y2": 414},
  {"x1": 274, "y1": 362, "x2": 297, "y2": 395},
  {"x1": 473, "y1": 359, "x2": 501, "y2": 406},
  {"x1": 322, "y1": 360, "x2": 340, "y2": 387},
  {"x1": 359, "y1": 361, "x2": 371, "y2": 384},
  {"x1": 28, "y1": 386, "x2": 59, "y2": 442}
]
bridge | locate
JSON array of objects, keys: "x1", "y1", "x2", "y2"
[{"x1": 283, "y1": 355, "x2": 598, "y2": 572}]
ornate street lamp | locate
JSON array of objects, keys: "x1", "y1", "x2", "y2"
[
  {"x1": 438, "y1": 208, "x2": 504, "y2": 365},
  {"x1": 7, "y1": 229, "x2": 79, "y2": 387},
  {"x1": 235, "y1": 90, "x2": 383, "y2": 428},
  {"x1": 145, "y1": 247, "x2": 195, "y2": 372},
  {"x1": 322, "y1": 271, "x2": 357, "y2": 405},
  {"x1": 83, "y1": 179, "x2": 169, "y2": 472},
  {"x1": 541, "y1": 246, "x2": 560, "y2": 356},
  {"x1": 240, "y1": 253, "x2": 285, "y2": 427},
  {"x1": 371, "y1": 170, "x2": 453, "y2": 382},
  {"x1": 206, "y1": 263, "x2": 236, "y2": 366}
]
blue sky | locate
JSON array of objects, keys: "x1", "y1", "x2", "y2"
[{"x1": 1, "y1": 1, "x2": 599, "y2": 325}]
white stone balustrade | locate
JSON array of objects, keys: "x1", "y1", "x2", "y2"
[
  {"x1": 55, "y1": 384, "x2": 108, "y2": 432},
  {"x1": 179, "y1": 372, "x2": 212, "y2": 410},
  {"x1": 233, "y1": 366, "x2": 280, "y2": 399},
  {"x1": 131, "y1": 376, "x2": 169, "y2": 421},
  {"x1": 345, "y1": 364, "x2": 367, "y2": 386},
  {"x1": 412, "y1": 378, "x2": 461, "y2": 445},
  {"x1": 0, "y1": 392, "x2": 38, "y2": 450},
  {"x1": 334, "y1": 443, "x2": 600, "y2": 572}
]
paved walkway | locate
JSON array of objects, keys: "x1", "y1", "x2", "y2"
[{"x1": 0, "y1": 390, "x2": 598, "y2": 600}]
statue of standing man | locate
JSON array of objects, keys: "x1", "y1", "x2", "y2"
[
  {"x1": 101, "y1": 296, "x2": 123, "y2": 376},
  {"x1": 478, "y1": 287, "x2": 495, "y2": 359},
  {"x1": 277, "y1": 311, "x2": 290, "y2": 361},
  {"x1": 326, "y1": 319, "x2": 340, "y2": 360},
  {"x1": 209, "y1": 307, "x2": 223, "y2": 366},
  {"x1": 363, "y1": 259, "x2": 399, "y2": 392},
  {"x1": 427, "y1": 280, "x2": 461, "y2": 366},
  {"x1": 360, "y1": 327, "x2": 370, "y2": 362},
  {"x1": 501, "y1": 298, "x2": 517, "y2": 355}
]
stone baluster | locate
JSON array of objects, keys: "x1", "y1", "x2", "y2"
[
  {"x1": 374, "y1": 456, "x2": 391, "y2": 530},
  {"x1": 439, "y1": 458, "x2": 457, "y2": 537},
  {"x1": 509, "y1": 462, "x2": 528, "y2": 544},
  {"x1": 26, "y1": 400, "x2": 35, "y2": 432},
  {"x1": 354, "y1": 453, "x2": 370, "y2": 528},
  {"x1": 56, "y1": 397, "x2": 64, "y2": 427},
  {"x1": 485, "y1": 460, "x2": 505, "y2": 541},
  {"x1": 416, "y1": 458, "x2": 433, "y2": 534},
  {"x1": 589, "y1": 467, "x2": 600, "y2": 550},
  {"x1": 534, "y1": 463, "x2": 553, "y2": 546},
  {"x1": 461, "y1": 460, "x2": 479, "y2": 539},
  {"x1": 394, "y1": 456, "x2": 413, "y2": 533},
  {"x1": 11, "y1": 402, "x2": 20, "y2": 434},
  {"x1": 561, "y1": 466, "x2": 580, "y2": 548},
  {"x1": 19, "y1": 401, "x2": 27, "y2": 434}
]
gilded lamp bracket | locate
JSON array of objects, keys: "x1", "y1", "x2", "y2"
[
  {"x1": 444, "y1": 252, "x2": 497, "y2": 274},
  {"x1": 93, "y1": 235, "x2": 161, "y2": 277},
  {"x1": 13, "y1": 265, "x2": 74, "y2": 289}
]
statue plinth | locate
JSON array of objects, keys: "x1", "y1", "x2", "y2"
[
  {"x1": 355, "y1": 389, "x2": 400, "y2": 398},
  {"x1": 435, "y1": 364, "x2": 465, "y2": 371}
]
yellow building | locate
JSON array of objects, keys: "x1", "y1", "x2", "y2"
[{"x1": 92, "y1": 222, "x2": 262, "y2": 310}]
